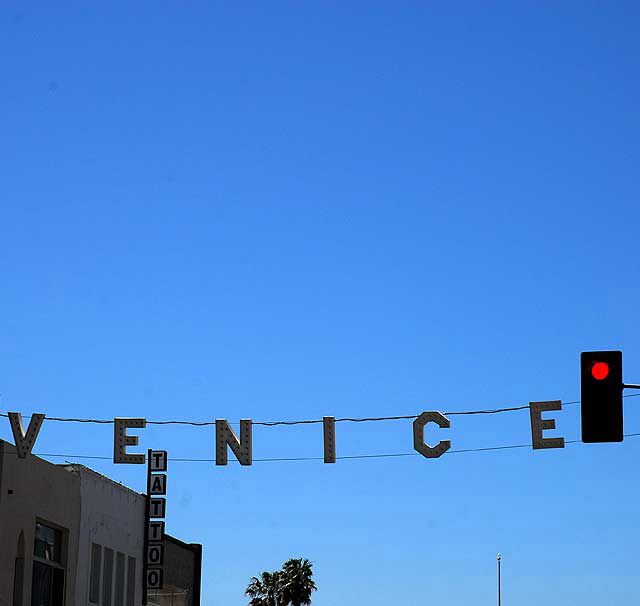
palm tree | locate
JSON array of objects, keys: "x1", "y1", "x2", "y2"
[
  {"x1": 280, "y1": 558, "x2": 316, "y2": 606},
  {"x1": 245, "y1": 571, "x2": 284, "y2": 606}
]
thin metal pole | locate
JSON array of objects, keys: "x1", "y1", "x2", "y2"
[
  {"x1": 143, "y1": 449, "x2": 151, "y2": 606},
  {"x1": 497, "y1": 553, "x2": 501, "y2": 606}
]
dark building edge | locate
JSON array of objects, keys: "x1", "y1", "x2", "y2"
[
  {"x1": 164, "y1": 534, "x2": 202, "y2": 606},
  {"x1": 0, "y1": 440, "x2": 4, "y2": 506}
]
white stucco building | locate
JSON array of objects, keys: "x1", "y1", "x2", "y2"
[
  {"x1": 66, "y1": 463, "x2": 146, "y2": 606},
  {"x1": 0, "y1": 439, "x2": 201, "y2": 606}
]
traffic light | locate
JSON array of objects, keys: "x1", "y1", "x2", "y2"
[{"x1": 581, "y1": 350, "x2": 623, "y2": 443}]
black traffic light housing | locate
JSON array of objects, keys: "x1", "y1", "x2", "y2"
[{"x1": 581, "y1": 350, "x2": 623, "y2": 443}]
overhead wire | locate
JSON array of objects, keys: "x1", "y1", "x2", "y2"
[
  {"x1": 4, "y1": 431, "x2": 639, "y2": 464},
  {"x1": 2, "y1": 395, "x2": 640, "y2": 465},
  {"x1": 3, "y1": 393, "x2": 640, "y2": 427}
]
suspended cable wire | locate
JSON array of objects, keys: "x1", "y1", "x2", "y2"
[
  {"x1": 6, "y1": 431, "x2": 637, "y2": 464},
  {"x1": 1, "y1": 393, "x2": 639, "y2": 427}
]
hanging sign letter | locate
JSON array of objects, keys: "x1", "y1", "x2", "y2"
[
  {"x1": 8, "y1": 412, "x2": 45, "y2": 459},
  {"x1": 216, "y1": 419, "x2": 252, "y2": 465},
  {"x1": 529, "y1": 401, "x2": 564, "y2": 450},
  {"x1": 113, "y1": 418, "x2": 147, "y2": 464},
  {"x1": 323, "y1": 416, "x2": 336, "y2": 463},
  {"x1": 413, "y1": 411, "x2": 451, "y2": 459}
]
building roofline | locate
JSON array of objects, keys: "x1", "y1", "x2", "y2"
[
  {"x1": 60, "y1": 462, "x2": 146, "y2": 498},
  {"x1": 0, "y1": 439, "x2": 144, "y2": 498},
  {"x1": 164, "y1": 532, "x2": 202, "y2": 552},
  {"x1": 0, "y1": 438, "x2": 79, "y2": 474}
]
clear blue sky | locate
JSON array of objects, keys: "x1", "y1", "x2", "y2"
[{"x1": 2, "y1": 2, "x2": 640, "y2": 605}]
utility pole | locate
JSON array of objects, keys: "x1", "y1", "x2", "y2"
[{"x1": 497, "y1": 553, "x2": 501, "y2": 606}]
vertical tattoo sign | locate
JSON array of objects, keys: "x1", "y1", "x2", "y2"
[{"x1": 145, "y1": 449, "x2": 167, "y2": 596}]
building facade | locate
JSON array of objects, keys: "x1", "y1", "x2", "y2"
[
  {"x1": 0, "y1": 440, "x2": 201, "y2": 606},
  {"x1": 148, "y1": 536, "x2": 202, "y2": 606}
]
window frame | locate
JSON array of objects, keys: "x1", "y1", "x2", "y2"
[
  {"x1": 126, "y1": 556, "x2": 137, "y2": 606},
  {"x1": 31, "y1": 519, "x2": 68, "y2": 606},
  {"x1": 89, "y1": 543, "x2": 102, "y2": 604},
  {"x1": 102, "y1": 547, "x2": 114, "y2": 606},
  {"x1": 33, "y1": 520, "x2": 66, "y2": 570}
]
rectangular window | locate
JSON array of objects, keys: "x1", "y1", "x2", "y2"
[
  {"x1": 126, "y1": 557, "x2": 136, "y2": 606},
  {"x1": 31, "y1": 561, "x2": 52, "y2": 606},
  {"x1": 51, "y1": 569, "x2": 64, "y2": 605},
  {"x1": 34, "y1": 522, "x2": 62, "y2": 563},
  {"x1": 102, "y1": 548, "x2": 114, "y2": 606},
  {"x1": 89, "y1": 543, "x2": 102, "y2": 603},
  {"x1": 31, "y1": 562, "x2": 64, "y2": 606},
  {"x1": 115, "y1": 552, "x2": 125, "y2": 606},
  {"x1": 31, "y1": 521, "x2": 66, "y2": 606}
]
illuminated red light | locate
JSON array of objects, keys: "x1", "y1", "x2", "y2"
[{"x1": 591, "y1": 362, "x2": 610, "y2": 380}]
